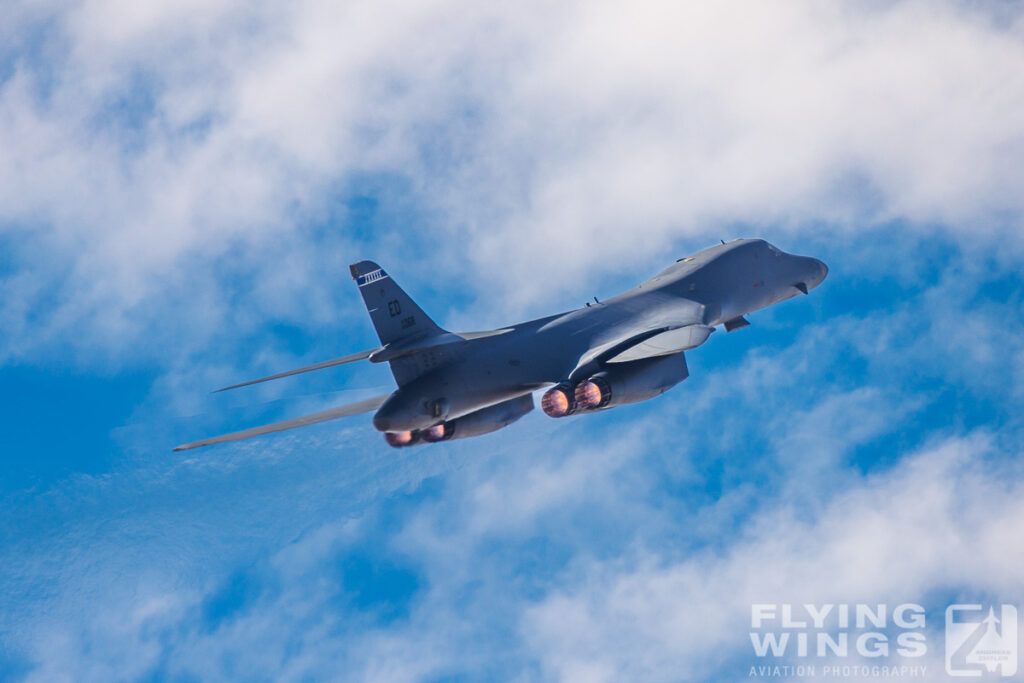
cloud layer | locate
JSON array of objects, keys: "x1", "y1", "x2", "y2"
[
  {"x1": 3, "y1": 235, "x2": 1022, "y2": 680},
  {"x1": 3, "y1": 0, "x2": 1024, "y2": 361},
  {"x1": 2, "y1": 1, "x2": 1023, "y2": 681}
]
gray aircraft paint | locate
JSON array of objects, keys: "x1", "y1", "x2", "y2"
[{"x1": 174, "y1": 238, "x2": 827, "y2": 451}]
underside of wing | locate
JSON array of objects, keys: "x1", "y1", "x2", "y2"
[
  {"x1": 173, "y1": 393, "x2": 390, "y2": 451},
  {"x1": 456, "y1": 328, "x2": 514, "y2": 340},
  {"x1": 568, "y1": 323, "x2": 712, "y2": 380},
  {"x1": 606, "y1": 324, "x2": 714, "y2": 363}
]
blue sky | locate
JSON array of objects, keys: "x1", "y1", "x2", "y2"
[{"x1": 2, "y1": 2, "x2": 1024, "y2": 681}]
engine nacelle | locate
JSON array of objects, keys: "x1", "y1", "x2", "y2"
[
  {"x1": 575, "y1": 352, "x2": 689, "y2": 411},
  {"x1": 386, "y1": 394, "x2": 534, "y2": 446},
  {"x1": 374, "y1": 390, "x2": 450, "y2": 432}
]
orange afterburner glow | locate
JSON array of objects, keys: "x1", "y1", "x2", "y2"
[
  {"x1": 541, "y1": 385, "x2": 574, "y2": 417},
  {"x1": 574, "y1": 381, "x2": 602, "y2": 409},
  {"x1": 385, "y1": 430, "x2": 416, "y2": 447},
  {"x1": 425, "y1": 424, "x2": 446, "y2": 441},
  {"x1": 574, "y1": 377, "x2": 611, "y2": 409}
]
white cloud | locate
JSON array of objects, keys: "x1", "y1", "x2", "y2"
[
  {"x1": 19, "y1": 409, "x2": 1008, "y2": 681},
  {"x1": 3, "y1": 0, "x2": 1024, "y2": 360},
  {"x1": 520, "y1": 434, "x2": 1024, "y2": 682},
  {"x1": 4, "y1": 257, "x2": 1021, "y2": 680},
  {"x1": 2, "y1": 3, "x2": 1023, "y2": 680}
]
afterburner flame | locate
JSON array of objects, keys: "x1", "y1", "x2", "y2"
[
  {"x1": 541, "y1": 385, "x2": 574, "y2": 417},
  {"x1": 574, "y1": 377, "x2": 611, "y2": 409},
  {"x1": 574, "y1": 381, "x2": 601, "y2": 408},
  {"x1": 425, "y1": 423, "x2": 447, "y2": 441},
  {"x1": 385, "y1": 430, "x2": 416, "y2": 447}
]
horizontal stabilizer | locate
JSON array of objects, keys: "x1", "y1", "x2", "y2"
[
  {"x1": 173, "y1": 393, "x2": 390, "y2": 451},
  {"x1": 214, "y1": 348, "x2": 377, "y2": 393},
  {"x1": 606, "y1": 325, "x2": 714, "y2": 363}
]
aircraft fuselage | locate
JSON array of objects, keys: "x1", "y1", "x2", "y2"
[{"x1": 372, "y1": 239, "x2": 827, "y2": 433}]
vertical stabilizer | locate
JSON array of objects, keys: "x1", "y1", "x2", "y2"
[
  {"x1": 349, "y1": 261, "x2": 446, "y2": 345},
  {"x1": 350, "y1": 261, "x2": 453, "y2": 386}
]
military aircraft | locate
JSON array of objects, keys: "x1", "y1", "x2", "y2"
[{"x1": 174, "y1": 239, "x2": 827, "y2": 451}]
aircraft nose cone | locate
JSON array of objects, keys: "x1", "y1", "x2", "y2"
[
  {"x1": 800, "y1": 256, "x2": 827, "y2": 289},
  {"x1": 815, "y1": 258, "x2": 828, "y2": 283}
]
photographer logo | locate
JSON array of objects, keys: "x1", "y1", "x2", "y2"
[{"x1": 945, "y1": 604, "x2": 1017, "y2": 677}]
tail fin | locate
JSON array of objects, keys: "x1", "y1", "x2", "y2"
[
  {"x1": 350, "y1": 261, "x2": 454, "y2": 386},
  {"x1": 350, "y1": 261, "x2": 447, "y2": 345}
]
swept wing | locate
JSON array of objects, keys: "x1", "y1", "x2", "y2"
[{"x1": 173, "y1": 393, "x2": 390, "y2": 451}]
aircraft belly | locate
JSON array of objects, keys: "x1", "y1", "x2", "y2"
[{"x1": 436, "y1": 325, "x2": 590, "y2": 419}]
